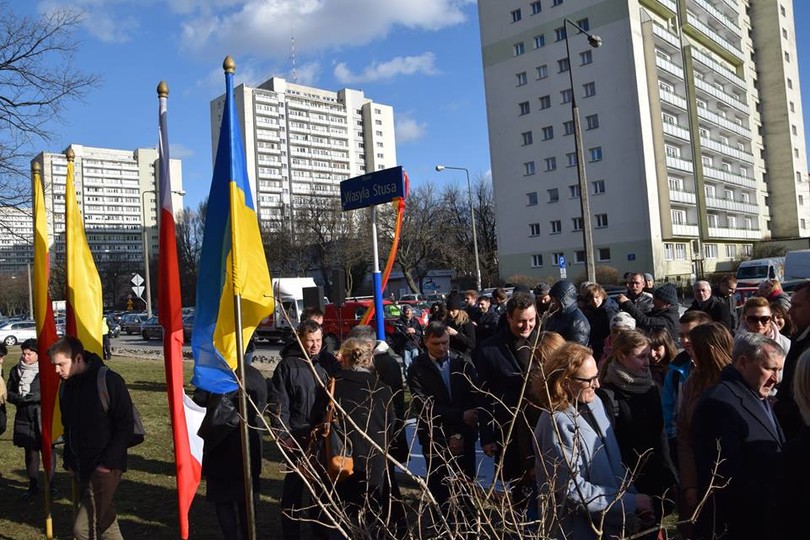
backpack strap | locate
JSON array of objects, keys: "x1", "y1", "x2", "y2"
[
  {"x1": 97, "y1": 365, "x2": 111, "y2": 413},
  {"x1": 600, "y1": 387, "x2": 619, "y2": 419}
]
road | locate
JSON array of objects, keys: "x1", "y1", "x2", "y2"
[{"x1": 111, "y1": 332, "x2": 285, "y2": 359}]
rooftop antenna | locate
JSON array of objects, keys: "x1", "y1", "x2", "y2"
[{"x1": 290, "y1": 28, "x2": 297, "y2": 83}]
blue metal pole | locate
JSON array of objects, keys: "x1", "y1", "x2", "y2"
[{"x1": 370, "y1": 206, "x2": 385, "y2": 340}]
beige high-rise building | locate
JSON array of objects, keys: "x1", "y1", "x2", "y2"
[
  {"x1": 479, "y1": 0, "x2": 808, "y2": 281},
  {"x1": 32, "y1": 144, "x2": 184, "y2": 271},
  {"x1": 210, "y1": 77, "x2": 396, "y2": 230}
]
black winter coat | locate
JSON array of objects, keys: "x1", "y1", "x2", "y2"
[
  {"x1": 60, "y1": 353, "x2": 134, "y2": 480},
  {"x1": 597, "y1": 382, "x2": 676, "y2": 499},
  {"x1": 693, "y1": 365, "x2": 785, "y2": 539},
  {"x1": 476, "y1": 307, "x2": 500, "y2": 343},
  {"x1": 446, "y1": 317, "x2": 476, "y2": 355},
  {"x1": 266, "y1": 342, "x2": 328, "y2": 441},
  {"x1": 392, "y1": 316, "x2": 423, "y2": 354},
  {"x1": 7, "y1": 363, "x2": 41, "y2": 449},
  {"x1": 775, "y1": 328, "x2": 810, "y2": 440},
  {"x1": 198, "y1": 364, "x2": 267, "y2": 503},
  {"x1": 687, "y1": 296, "x2": 734, "y2": 330},
  {"x1": 620, "y1": 301, "x2": 680, "y2": 344},
  {"x1": 372, "y1": 344, "x2": 408, "y2": 461},
  {"x1": 583, "y1": 299, "x2": 618, "y2": 360},
  {"x1": 545, "y1": 281, "x2": 590, "y2": 345}
]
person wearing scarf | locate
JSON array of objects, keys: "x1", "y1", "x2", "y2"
[
  {"x1": 7, "y1": 339, "x2": 54, "y2": 498},
  {"x1": 598, "y1": 330, "x2": 677, "y2": 537}
]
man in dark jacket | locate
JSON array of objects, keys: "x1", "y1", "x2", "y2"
[
  {"x1": 266, "y1": 320, "x2": 329, "y2": 540},
  {"x1": 544, "y1": 280, "x2": 590, "y2": 345},
  {"x1": 475, "y1": 295, "x2": 500, "y2": 343},
  {"x1": 713, "y1": 274, "x2": 739, "y2": 329},
  {"x1": 473, "y1": 291, "x2": 539, "y2": 512},
  {"x1": 776, "y1": 282, "x2": 810, "y2": 440},
  {"x1": 617, "y1": 282, "x2": 681, "y2": 343},
  {"x1": 693, "y1": 333, "x2": 785, "y2": 539},
  {"x1": 626, "y1": 272, "x2": 654, "y2": 314},
  {"x1": 687, "y1": 280, "x2": 734, "y2": 330},
  {"x1": 392, "y1": 304, "x2": 422, "y2": 373},
  {"x1": 48, "y1": 336, "x2": 134, "y2": 540},
  {"x1": 408, "y1": 322, "x2": 479, "y2": 508}
]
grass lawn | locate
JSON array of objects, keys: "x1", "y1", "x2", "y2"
[{"x1": 0, "y1": 354, "x2": 287, "y2": 539}]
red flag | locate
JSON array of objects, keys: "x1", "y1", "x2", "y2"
[
  {"x1": 32, "y1": 161, "x2": 60, "y2": 473},
  {"x1": 157, "y1": 81, "x2": 202, "y2": 539}
]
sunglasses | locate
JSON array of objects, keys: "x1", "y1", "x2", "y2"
[
  {"x1": 746, "y1": 315, "x2": 771, "y2": 326},
  {"x1": 570, "y1": 375, "x2": 599, "y2": 386}
]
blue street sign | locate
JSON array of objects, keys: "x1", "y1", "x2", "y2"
[
  {"x1": 558, "y1": 255, "x2": 566, "y2": 269},
  {"x1": 340, "y1": 166, "x2": 406, "y2": 211}
]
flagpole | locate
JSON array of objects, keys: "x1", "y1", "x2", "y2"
[{"x1": 224, "y1": 55, "x2": 256, "y2": 540}]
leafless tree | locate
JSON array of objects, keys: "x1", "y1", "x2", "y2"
[
  {"x1": 0, "y1": 2, "x2": 98, "y2": 209},
  {"x1": 175, "y1": 201, "x2": 206, "y2": 306}
]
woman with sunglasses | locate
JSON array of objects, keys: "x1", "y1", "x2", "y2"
[
  {"x1": 736, "y1": 297, "x2": 791, "y2": 354},
  {"x1": 597, "y1": 331, "x2": 676, "y2": 537},
  {"x1": 533, "y1": 342, "x2": 654, "y2": 539}
]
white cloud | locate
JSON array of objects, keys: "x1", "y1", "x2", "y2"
[
  {"x1": 169, "y1": 143, "x2": 194, "y2": 159},
  {"x1": 38, "y1": 1, "x2": 139, "y2": 44},
  {"x1": 177, "y1": 0, "x2": 469, "y2": 60},
  {"x1": 291, "y1": 62, "x2": 320, "y2": 86},
  {"x1": 334, "y1": 53, "x2": 438, "y2": 84},
  {"x1": 395, "y1": 114, "x2": 427, "y2": 143}
]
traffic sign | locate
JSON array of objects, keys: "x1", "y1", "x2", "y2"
[
  {"x1": 132, "y1": 285, "x2": 144, "y2": 298},
  {"x1": 131, "y1": 274, "x2": 144, "y2": 286},
  {"x1": 340, "y1": 166, "x2": 406, "y2": 211},
  {"x1": 558, "y1": 256, "x2": 566, "y2": 269}
]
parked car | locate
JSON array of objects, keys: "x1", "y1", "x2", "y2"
[
  {"x1": 182, "y1": 313, "x2": 194, "y2": 342},
  {"x1": 106, "y1": 316, "x2": 121, "y2": 338},
  {"x1": 0, "y1": 320, "x2": 37, "y2": 346},
  {"x1": 321, "y1": 298, "x2": 402, "y2": 351},
  {"x1": 121, "y1": 313, "x2": 148, "y2": 335},
  {"x1": 141, "y1": 317, "x2": 164, "y2": 341}
]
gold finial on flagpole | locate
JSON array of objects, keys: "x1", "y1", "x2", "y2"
[
  {"x1": 157, "y1": 81, "x2": 169, "y2": 98},
  {"x1": 223, "y1": 55, "x2": 236, "y2": 73},
  {"x1": 32, "y1": 161, "x2": 41, "y2": 173},
  {"x1": 65, "y1": 147, "x2": 75, "y2": 162}
]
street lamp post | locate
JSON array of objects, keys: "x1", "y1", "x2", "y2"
[
  {"x1": 564, "y1": 18, "x2": 602, "y2": 283},
  {"x1": 435, "y1": 165, "x2": 482, "y2": 291}
]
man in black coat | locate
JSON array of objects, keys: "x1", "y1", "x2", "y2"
[
  {"x1": 473, "y1": 291, "x2": 539, "y2": 499},
  {"x1": 692, "y1": 332, "x2": 786, "y2": 539},
  {"x1": 687, "y1": 280, "x2": 734, "y2": 331},
  {"x1": 544, "y1": 280, "x2": 590, "y2": 345},
  {"x1": 392, "y1": 304, "x2": 423, "y2": 373},
  {"x1": 408, "y1": 321, "x2": 479, "y2": 507},
  {"x1": 48, "y1": 336, "x2": 135, "y2": 539},
  {"x1": 475, "y1": 295, "x2": 500, "y2": 343},
  {"x1": 776, "y1": 282, "x2": 810, "y2": 440},
  {"x1": 617, "y1": 282, "x2": 681, "y2": 344}
]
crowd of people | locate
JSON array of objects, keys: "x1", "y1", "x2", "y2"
[{"x1": 6, "y1": 272, "x2": 810, "y2": 539}]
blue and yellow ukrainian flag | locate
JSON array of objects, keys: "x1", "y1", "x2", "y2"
[{"x1": 191, "y1": 56, "x2": 274, "y2": 393}]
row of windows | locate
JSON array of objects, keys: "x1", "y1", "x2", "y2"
[
  {"x1": 530, "y1": 247, "x2": 611, "y2": 268},
  {"x1": 511, "y1": 0, "x2": 565, "y2": 24},
  {"x1": 513, "y1": 16, "x2": 589, "y2": 56},
  {"x1": 516, "y1": 51, "x2": 592, "y2": 87},
  {"x1": 525, "y1": 213, "x2": 609, "y2": 235},
  {"x1": 662, "y1": 242, "x2": 752, "y2": 261},
  {"x1": 522, "y1": 147, "x2": 603, "y2": 174}
]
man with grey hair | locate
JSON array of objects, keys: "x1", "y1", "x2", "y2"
[
  {"x1": 692, "y1": 332, "x2": 785, "y2": 539},
  {"x1": 687, "y1": 280, "x2": 734, "y2": 330}
]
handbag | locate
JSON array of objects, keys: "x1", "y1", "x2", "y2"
[{"x1": 322, "y1": 378, "x2": 354, "y2": 483}]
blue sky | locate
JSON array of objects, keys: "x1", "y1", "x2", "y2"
[{"x1": 15, "y1": 0, "x2": 810, "y2": 209}]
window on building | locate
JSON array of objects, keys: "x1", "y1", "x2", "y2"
[
  {"x1": 557, "y1": 58, "x2": 570, "y2": 72},
  {"x1": 577, "y1": 17, "x2": 590, "y2": 31},
  {"x1": 726, "y1": 244, "x2": 737, "y2": 258},
  {"x1": 583, "y1": 82, "x2": 596, "y2": 97},
  {"x1": 598, "y1": 248, "x2": 611, "y2": 261},
  {"x1": 580, "y1": 50, "x2": 593, "y2": 65},
  {"x1": 799, "y1": 195, "x2": 804, "y2": 205},
  {"x1": 511, "y1": 9, "x2": 522, "y2": 22},
  {"x1": 527, "y1": 192, "x2": 538, "y2": 206},
  {"x1": 745, "y1": 217, "x2": 753, "y2": 230},
  {"x1": 516, "y1": 71, "x2": 528, "y2": 86},
  {"x1": 668, "y1": 176, "x2": 683, "y2": 191},
  {"x1": 592, "y1": 179, "x2": 605, "y2": 194},
  {"x1": 705, "y1": 184, "x2": 716, "y2": 198},
  {"x1": 553, "y1": 0, "x2": 564, "y2": 6},
  {"x1": 785, "y1": 51, "x2": 790, "y2": 62},
  {"x1": 522, "y1": 131, "x2": 533, "y2": 145},
  {"x1": 724, "y1": 188, "x2": 734, "y2": 201},
  {"x1": 561, "y1": 89, "x2": 573, "y2": 103},
  {"x1": 665, "y1": 144, "x2": 680, "y2": 158},
  {"x1": 589, "y1": 147, "x2": 603, "y2": 161},
  {"x1": 663, "y1": 113, "x2": 676, "y2": 125},
  {"x1": 563, "y1": 120, "x2": 575, "y2": 135},
  {"x1": 569, "y1": 184, "x2": 580, "y2": 198},
  {"x1": 575, "y1": 250, "x2": 586, "y2": 263},
  {"x1": 707, "y1": 213, "x2": 719, "y2": 227},
  {"x1": 572, "y1": 217, "x2": 583, "y2": 231},
  {"x1": 802, "y1": 219, "x2": 807, "y2": 229},
  {"x1": 545, "y1": 157, "x2": 557, "y2": 171},
  {"x1": 531, "y1": 1, "x2": 542, "y2": 15},
  {"x1": 519, "y1": 101, "x2": 530, "y2": 115},
  {"x1": 728, "y1": 216, "x2": 737, "y2": 228},
  {"x1": 537, "y1": 65, "x2": 549, "y2": 79},
  {"x1": 542, "y1": 126, "x2": 554, "y2": 140},
  {"x1": 704, "y1": 244, "x2": 718, "y2": 259},
  {"x1": 787, "y1": 78, "x2": 793, "y2": 89},
  {"x1": 792, "y1": 125, "x2": 798, "y2": 135},
  {"x1": 595, "y1": 213, "x2": 608, "y2": 228},
  {"x1": 553, "y1": 252, "x2": 564, "y2": 265},
  {"x1": 524, "y1": 161, "x2": 536, "y2": 175},
  {"x1": 534, "y1": 34, "x2": 545, "y2": 48},
  {"x1": 675, "y1": 244, "x2": 687, "y2": 260},
  {"x1": 551, "y1": 220, "x2": 562, "y2": 233},
  {"x1": 790, "y1": 101, "x2": 795, "y2": 112},
  {"x1": 539, "y1": 95, "x2": 551, "y2": 109},
  {"x1": 672, "y1": 209, "x2": 685, "y2": 224},
  {"x1": 529, "y1": 223, "x2": 541, "y2": 236},
  {"x1": 531, "y1": 254, "x2": 544, "y2": 267},
  {"x1": 586, "y1": 114, "x2": 599, "y2": 130},
  {"x1": 548, "y1": 188, "x2": 559, "y2": 202},
  {"x1": 566, "y1": 152, "x2": 577, "y2": 167},
  {"x1": 514, "y1": 42, "x2": 525, "y2": 56},
  {"x1": 664, "y1": 243, "x2": 674, "y2": 260},
  {"x1": 555, "y1": 27, "x2": 566, "y2": 41}
]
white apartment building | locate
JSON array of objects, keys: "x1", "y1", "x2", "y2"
[
  {"x1": 210, "y1": 77, "x2": 396, "y2": 230},
  {"x1": 32, "y1": 144, "x2": 184, "y2": 271},
  {"x1": 0, "y1": 206, "x2": 34, "y2": 272},
  {"x1": 479, "y1": 0, "x2": 808, "y2": 282}
]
